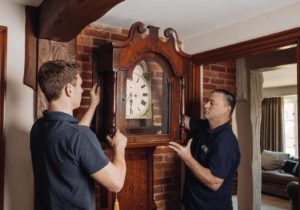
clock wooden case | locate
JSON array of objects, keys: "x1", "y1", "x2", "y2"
[{"x1": 92, "y1": 22, "x2": 191, "y2": 210}]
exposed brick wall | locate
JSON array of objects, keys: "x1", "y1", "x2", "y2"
[
  {"x1": 203, "y1": 61, "x2": 236, "y2": 103},
  {"x1": 76, "y1": 22, "x2": 181, "y2": 210},
  {"x1": 74, "y1": 23, "x2": 129, "y2": 120}
]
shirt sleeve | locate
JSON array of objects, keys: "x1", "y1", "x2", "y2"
[
  {"x1": 208, "y1": 135, "x2": 235, "y2": 179},
  {"x1": 74, "y1": 128, "x2": 109, "y2": 174}
]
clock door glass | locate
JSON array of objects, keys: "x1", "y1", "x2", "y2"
[{"x1": 126, "y1": 59, "x2": 170, "y2": 135}]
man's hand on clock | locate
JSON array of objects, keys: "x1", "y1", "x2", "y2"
[
  {"x1": 90, "y1": 83, "x2": 100, "y2": 108},
  {"x1": 168, "y1": 139, "x2": 193, "y2": 162},
  {"x1": 106, "y1": 129, "x2": 128, "y2": 151}
]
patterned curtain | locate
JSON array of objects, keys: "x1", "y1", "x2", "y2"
[{"x1": 260, "y1": 97, "x2": 283, "y2": 151}]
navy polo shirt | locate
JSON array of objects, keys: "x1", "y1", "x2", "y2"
[
  {"x1": 183, "y1": 119, "x2": 240, "y2": 210},
  {"x1": 30, "y1": 111, "x2": 109, "y2": 210}
]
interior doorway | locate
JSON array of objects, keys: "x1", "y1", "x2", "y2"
[
  {"x1": 0, "y1": 25, "x2": 7, "y2": 210},
  {"x1": 235, "y1": 45, "x2": 298, "y2": 210}
]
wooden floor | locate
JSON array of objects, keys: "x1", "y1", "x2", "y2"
[{"x1": 232, "y1": 194, "x2": 289, "y2": 210}]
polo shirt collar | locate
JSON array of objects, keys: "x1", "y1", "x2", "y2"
[
  {"x1": 43, "y1": 111, "x2": 78, "y2": 123},
  {"x1": 208, "y1": 121, "x2": 230, "y2": 134}
]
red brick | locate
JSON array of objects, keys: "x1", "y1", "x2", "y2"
[
  {"x1": 203, "y1": 70, "x2": 218, "y2": 77},
  {"x1": 93, "y1": 38, "x2": 108, "y2": 47},
  {"x1": 203, "y1": 64, "x2": 210, "y2": 70},
  {"x1": 218, "y1": 72, "x2": 235, "y2": 80},
  {"x1": 82, "y1": 46, "x2": 93, "y2": 54},
  {"x1": 121, "y1": 28, "x2": 129, "y2": 35},
  {"x1": 81, "y1": 98, "x2": 90, "y2": 106},
  {"x1": 82, "y1": 90, "x2": 91, "y2": 97},
  {"x1": 164, "y1": 183, "x2": 180, "y2": 191},
  {"x1": 83, "y1": 28, "x2": 110, "y2": 39},
  {"x1": 211, "y1": 78, "x2": 225, "y2": 84},
  {"x1": 82, "y1": 80, "x2": 92, "y2": 88},
  {"x1": 203, "y1": 84, "x2": 217, "y2": 90},
  {"x1": 164, "y1": 154, "x2": 178, "y2": 162},
  {"x1": 203, "y1": 77, "x2": 210, "y2": 83},
  {"x1": 82, "y1": 63, "x2": 92, "y2": 71},
  {"x1": 111, "y1": 33, "x2": 128, "y2": 41},
  {"x1": 77, "y1": 53, "x2": 90, "y2": 62},
  {"x1": 217, "y1": 61, "x2": 235, "y2": 68},
  {"x1": 210, "y1": 64, "x2": 226, "y2": 72},
  {"x1": 153, "y1": 109, "x2": 162, "y2": 115},
  {"x1": 154, "y1": 192, "x2": 179, "y2": 201},
  {"x1": 155, "y1": 201, "x2": 164, "y2": 209},
  {"x1": 81, "y1": 72, "x2": 92, "y2": 80},
  {"x1": 226, "y1": 80, "x2": 236, "y2": 86},
  {"x1": 154, "y1": 147, "x2": 173, "y2": 154},
  {"x1": 154, "y1": 169, "x2": 164, "y2": 178},
  {"x1": 227, "y1": 67, "x2": 236, "y2": 73},
  {"x1": 154, "y1": 185, "x2": 164, "y2": 193},
  {"x1": 154, "y1": 162, "x2": 179, "y2": 170},
  {"x1": 154, "y1": 177, "x2": 172, "y2": 185},
  {"x1": 77, "y1": 36, "x2": 92, "y2": 45},
  {"x1": 154, "y1": 155, "x2": 163, "y2": 162},
  {"x1": 77, "y1": 45, "x2": 83, "y2": 52},
  {"x1": 155, "y1": 72, "x2": 163, "y2": 78}
]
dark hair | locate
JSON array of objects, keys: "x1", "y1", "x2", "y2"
[
  {"x1": 213, "y1": 89, "x2": 236, "y2": 115},
  {"x1": 37, "y1": 60, "x2": 79, "y2": 102}
]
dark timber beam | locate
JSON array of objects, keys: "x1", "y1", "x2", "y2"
[{"x1": 38, "y1": 0, "x2": 124, "y2": 42}]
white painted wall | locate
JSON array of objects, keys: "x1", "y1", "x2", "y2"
[
  {"x1": 0, "y1": 2, "x2": 34, "y2": 210},
  {"x1": 183, "y1": 1, "x2": 300, "y2": 54}
]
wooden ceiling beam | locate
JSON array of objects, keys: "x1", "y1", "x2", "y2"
[{"x1": 38, "y1": 0, "x2": 124, "y2": 42}]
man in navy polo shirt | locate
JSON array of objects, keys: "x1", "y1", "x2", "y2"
[
  {"x1": 30, "y1": 60, "x2": 127, "y2": 210},
  {"x1": 169, "y1": 89, "x2": 240, "y2": 210}
]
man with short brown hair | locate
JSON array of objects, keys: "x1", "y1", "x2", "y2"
[{"x1": 31, "y1": 60, "x2": 127, "y2": 210}]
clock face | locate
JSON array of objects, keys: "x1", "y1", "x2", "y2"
[{"x1": 126, "y1": 72, "x2": 151, "y2": 119}]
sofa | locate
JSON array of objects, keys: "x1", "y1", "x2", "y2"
[
  {"x1": 261, "y1": 150, "x2": 298, "y2": 199},
  {"x1": 286, "y1": 181, "x2": 299, "y2": 210}
]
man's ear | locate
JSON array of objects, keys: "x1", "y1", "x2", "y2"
[
  {"x1": 227, "y1": 106, "x2": 231, "y2": 115},
  {"x1": 65, "y1": 84, "x2": 72, "y2": 97}
]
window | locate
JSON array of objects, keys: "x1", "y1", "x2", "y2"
[{"x1": 283, "y1": 95, "x2": 298, "y2": 157}]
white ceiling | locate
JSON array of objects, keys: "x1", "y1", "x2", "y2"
[{"x1": 10, "y1": 0, "x2": 300, "y2": 41}]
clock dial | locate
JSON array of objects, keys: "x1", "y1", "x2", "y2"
[{"x1": 126, "y1": 72, "x2": 151, "y2": 119}]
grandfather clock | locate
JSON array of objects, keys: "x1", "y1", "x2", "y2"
[{"x1": 92, "y1": 22, "x2": 191, "y2": 210}]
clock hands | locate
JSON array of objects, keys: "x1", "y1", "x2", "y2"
[{"x1": 129, "y1": 99, "x2": 133, "y2": 114}]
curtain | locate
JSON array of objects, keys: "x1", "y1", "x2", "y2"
[{"x1": 260, "y1": 97, "x2": 283, "y2": 151}]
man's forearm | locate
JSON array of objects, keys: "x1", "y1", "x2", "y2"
[
  {"x1": 184, "y1": 156, "x2": 223, "y2": 191},
  {"x1": 112, "y1": 148, "x2": 126, "y2": 186}
]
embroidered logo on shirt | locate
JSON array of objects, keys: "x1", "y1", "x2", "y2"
[{"x1": 201, "y1": 145, "x2": 208, "y2": 153}]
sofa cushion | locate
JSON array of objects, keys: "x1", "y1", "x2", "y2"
[
  {"x1": 283, "y1": 160, "x2": 298, "y2": 175},
  {"x1": 262, "y1": 170, "x2": 298, "y2": 185},
  {"x1": 261, "y1": 150, "x2": 289, "y2": 170}
]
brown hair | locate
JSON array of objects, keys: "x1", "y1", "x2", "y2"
[{"x1": 37, "y1": 60, "x2": 79, "y2": 102}]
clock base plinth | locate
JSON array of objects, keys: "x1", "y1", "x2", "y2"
[{"x1": 97, "y1": 147, "x2": 156, "y2": 210}]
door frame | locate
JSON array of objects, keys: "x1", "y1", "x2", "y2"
[{"x1": 0, "y1": 25, "x2": 7, "y2": 210}]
